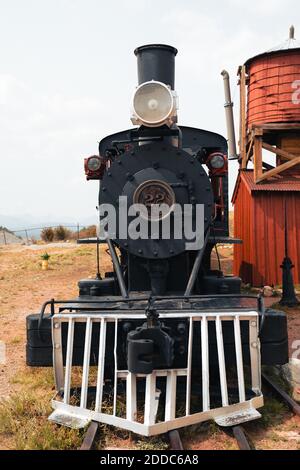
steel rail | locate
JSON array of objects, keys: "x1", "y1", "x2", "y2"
[
  {"x1": 168, "y1": 430, "x2": 184, "y2": 450},
  {"x1": 262, "y1": 372, "x2": 300, "y2": 417},
  {"x1": 232, "y1": 425, "x2": 252, "y2": 450},
  {"x1": 79, "y1": 421, "x2": 99, "y2": 450}
]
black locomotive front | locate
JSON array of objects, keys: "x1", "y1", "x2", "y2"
[{"x1": 26, "y1": 44, "x2": 288, "y2": 377}]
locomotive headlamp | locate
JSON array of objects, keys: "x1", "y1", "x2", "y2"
[
  {"x1": 84, "y1": 155, "x2": 105, "y2": 180},
  {"x1": 131, "y1": 80, "x2": 177, "y2": 127},
  {"x1": 209, "y1": 153, "x2": 226, "y2": 169},
  {"x1": 87, "y1": 156, "x2": 101, "y2": 171}
]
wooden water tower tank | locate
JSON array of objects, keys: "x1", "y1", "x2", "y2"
[
  {"x1": 239, "y1": 26, "x2": 300, "y2": 182},
  {"x1": 233, "y1": 27, "x2": 300, "y2": 287}
]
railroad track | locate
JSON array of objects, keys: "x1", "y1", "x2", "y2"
[
  {"x1": 78, "y1": 373, "x2": 300, "y2": 451},
  {"x1": 78, "y1": 422, "x2": 251, "y2": 451},
  {"x1": 170, "y1": 426, "x2": 252, "y2": 450}
]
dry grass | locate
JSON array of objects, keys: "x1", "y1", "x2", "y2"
[{"x1": 0, "y1": 368, "x2": 84, "y2": 450}]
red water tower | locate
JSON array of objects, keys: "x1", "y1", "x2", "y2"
[{"x1": 233, "y1": 27, "x2": 300, "y2": 287}]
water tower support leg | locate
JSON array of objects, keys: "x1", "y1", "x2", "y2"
[
  {"x1": 253, "y1": 133, "x2": 263, "y2": 182},
  {"x1": 239, "y1": 65, "x2": 247, "y2": 168}
]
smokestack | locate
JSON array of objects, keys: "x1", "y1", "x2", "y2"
[{"x1": 134, "y1": 44, "x2": 178, "y2": 89}]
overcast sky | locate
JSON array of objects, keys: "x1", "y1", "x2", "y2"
[{"x1": 0, "y1": 0, "x2": 299, "y2": 225}]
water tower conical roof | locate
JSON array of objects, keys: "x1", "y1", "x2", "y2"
[{"x1": 245, "y1": 26, "x2": 300, "y2": 67}]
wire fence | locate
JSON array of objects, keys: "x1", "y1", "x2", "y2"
[{"x1": 0, "y1": 223, "x2": 95, "y2": 245}]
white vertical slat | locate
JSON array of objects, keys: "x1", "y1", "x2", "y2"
[
  {"x1": 80, "y1": 317, "x2": 92, "y2": 409},
  {"x1": 234, "y1": 316, "x2": 246, "y2": 403},
  {"x1": 185, "y1": 317, "x2": 193, "y2": 415},
  {"x1": 215, "y1": 316, "x2": 229, "y2": 407},
  {"x1": 63, "y1": 318, "x2": 74, "y2": 404},
  {"x1": 113, "y1": 319, "x2": 118, "y2": 416},
  {"x1": 95, "y1": 319, "x2": 107, "y2": 413},
  {"x1": 144, "y1": 373, "x2": 157, "y2": 426},
  {"x1": 165, "y1": 370, "x2": 177, "y2": 421},
  {"x1": 201, "y1": 316, "x2": 210, "y2": 411},
  {"x1": 126, "y1": 373, "x2": 137, "y2": 421},
  {"x1": 52, "y1": 318, "x2": 64, "y2": 391},
  {"x1": 249, "y1": 318, "x2": 261, "y2": 394}
]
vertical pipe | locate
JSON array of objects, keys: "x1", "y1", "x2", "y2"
[
  {"x1": 95, "y1": 319, "x2": 107, "y2": 413},
  {"x1": 239, "y1": 65, "x2": 247, "y2": 168},
  {"x1": 201, "y1": 316, "x2": 210, "y2": 411},
  {"x1": 63, "y1": 318, "x2": 74, "y2": 404},
  {"x1": 52, "y1": 318, "x2": 64, "y2": 391},
  {"x1": 126, "y1": 373, "x2": 137, "y2": 421},
  {"x1": 234, "y1": 316, "x2": 246, "y2": 403},
  {"x1": 221, "y1": 70, "x2": 238, "y2": 160},
  {"x1": 185, "y1": 317, "x2": 193, "y2": 415},
  {"x1": 80, "y1": 317, "x2": 92, "y2": 409},
  {"x1": 113, "y1": 319, "x2": 118, "y2": 416},
  {"x1": 215, "y1": 316, "x2": 229, "y2": 407},
  {"x1": 165, "y1": 371, "x2": 177, "y2": 421},
  {"x1": 249, "y1": 318, "x2": 261, "y2": 394},
  {"x1": 144, "y1": 373, "x2": 157, "y2": 426}
]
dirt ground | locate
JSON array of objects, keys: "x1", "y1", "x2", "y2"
[{"x1": 0, "y1": 242, "x2": 300, "y2": 450}]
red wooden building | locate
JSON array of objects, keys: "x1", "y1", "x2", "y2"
[
  {"x1": 233, "y1": 29, "x2": 300, "y2": 287},
  {"x1": 232, "y1": 170, "x2": 300, "y2": 287}
]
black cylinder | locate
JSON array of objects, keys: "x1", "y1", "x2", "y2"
[{"x1": 134, "y1": 44, "x2": 178, "y2": 89}]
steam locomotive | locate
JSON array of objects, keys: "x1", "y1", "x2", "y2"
[{"x1": 26, "y1": 45, "x2": 288, "y2": 435}]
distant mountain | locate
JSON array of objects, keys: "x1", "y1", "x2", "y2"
[{"x1": 0, "y1": 228, "x2": 23, "y2": 245}]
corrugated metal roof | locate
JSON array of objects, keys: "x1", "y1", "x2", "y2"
[
  {"x1": 232, "y1": 170, "x2": 300, "y2": 203},
  {"x1": 267, "y1": 36, "x2": 300, "y2": 52},
  {"x1": 241, "y1": 170, "x2": 300, "y2": 191}
]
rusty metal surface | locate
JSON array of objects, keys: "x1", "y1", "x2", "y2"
[
  {"x1": 247, "y1": 50, "x2": 300, "y2": 127},
  {"x1": 237, "y1": 170, "x2": 300, "y2": 192},
  {"x1": 233, "y1": 171, "x2": 300, "y2": 286}
]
